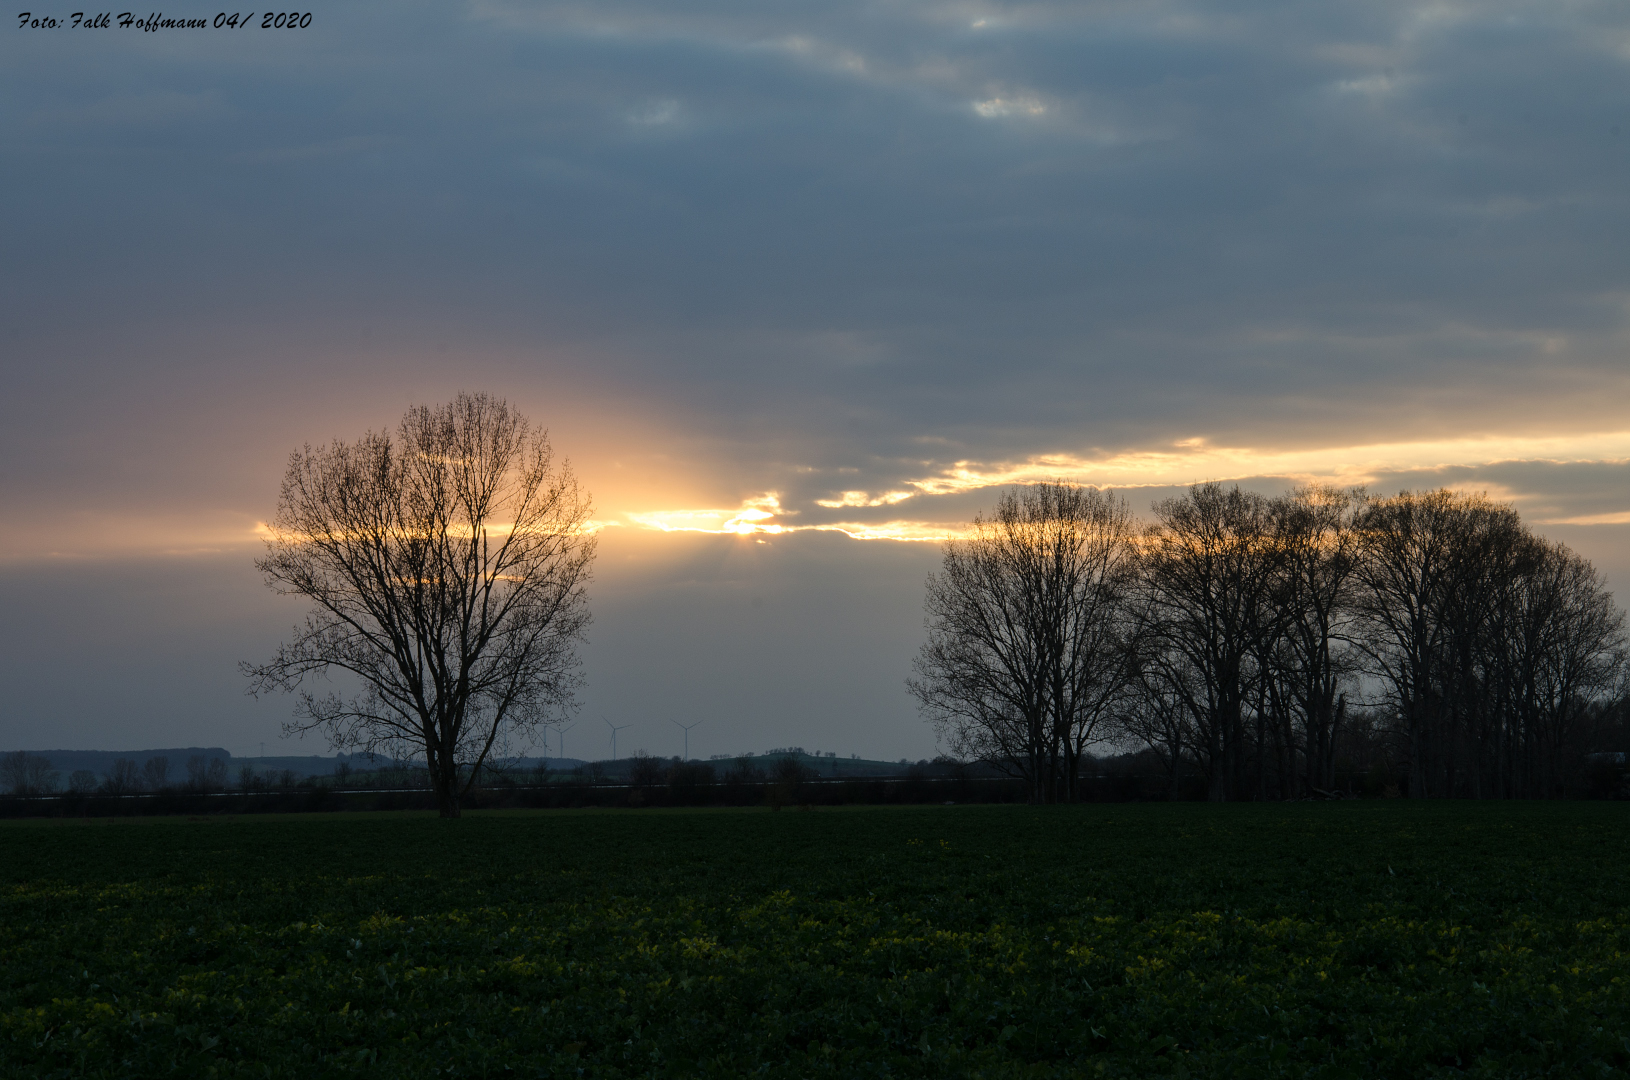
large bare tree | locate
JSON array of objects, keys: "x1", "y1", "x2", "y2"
[
  {"x1": 1266, "y1": 486, "x2": 1364, "y2": 796},
  {"x1": 909, "y1": 483, "x2": 1139, "y2": 803},
  {"x1": 1117, "y1": 634, "x2": 1201, "y2": 800},
  {"x1": 1351, "y1": 489, "x2": 1523, "y2": 798},
  {"x1": 244, "y1": 393, "x2": 595, "y2": 817},
  {"x1": 1484, "y1": 536, "x2": 1625, "y2": 796},
  {"x1": 1140, "y1": 483, "x2": 1286, "y2": 801}
]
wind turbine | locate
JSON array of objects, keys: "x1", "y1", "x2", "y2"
[
  {"x1": 602, "y1": 716, "x2": 631, "y2": 761},
  {"x1": 553, "y1": 721, "x2": 577, "y2": 765},
  {"x1": 670, "y1": 718, "x2": 705, "y2": 761}
]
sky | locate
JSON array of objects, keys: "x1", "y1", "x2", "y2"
[{"x1": 2, "y1": 0, "x2": 1628, "y2": 763}]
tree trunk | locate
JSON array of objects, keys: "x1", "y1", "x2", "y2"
[
  {"x1": 1207, "y1": 718, "x2": 1228, "y2": 802},
  {"x1": 1408, "y1": 698, "x2": 1428, "y2": 798},
  {"x1": 431, "y1": 746, "x2": 462, "y2": 818}
]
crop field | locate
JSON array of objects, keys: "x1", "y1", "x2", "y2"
[{"x1": 4, "y1": 804, "x2": 1630, "y2": 1079}]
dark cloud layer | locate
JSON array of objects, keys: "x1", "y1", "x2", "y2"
[{"x1": 2, "y1": 1, "x2": 1627, "y2": 751}]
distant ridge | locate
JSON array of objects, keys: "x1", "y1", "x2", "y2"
[
  {"x1": 4, "y1": 750, "x2": 595, "y2": 781},
  {"x1": 17, "y1": 748, "x2": 233, "y2": 778},
  {"x1": 5, "y1": 748, "x2": 937, "y2": 782}
]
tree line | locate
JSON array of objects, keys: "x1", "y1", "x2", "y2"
[
  {"x1": 0, "y1": 752, "x2": 232, "y2": 796},
  {"x1": 910, "y1": 482, "x2": 1628, "y2": 802}
]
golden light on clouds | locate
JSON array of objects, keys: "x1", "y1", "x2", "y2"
[
  {"x1": 626, "y1": 494, "x2": 788, "y2": 536},
  {"x1": 622, "y1": 493, "x2": 959, "y2": 542},
  {"x1": 251, "y1": 518, "x2": 621, "y2": 544},
  {"x1": 617, "y1": 429, "x2": 1630, "y2": 543},
  {"x1": 808, "y1": 522, "x2": 962, "y2": 542},
  {"x1": 897, "y1": 429, "x2": 1630, "y2": 497},
  {"x1": 815, "y1": 490, "x2": 917, "y2": 509},
  {"x1": 10, "y1": 430, "x2": 1626, "y2": 563}
]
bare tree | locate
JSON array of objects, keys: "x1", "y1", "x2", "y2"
[
  {"x1": 1266, "y1": 486, "x2": 1364, "y2": 795},
  {"x1": 629, "y1": 752, "x2": 665, "y2": 787},
  {"x1": 724, "y1": 756, "x2": 763, "y2": 784},
  {"x1": 244, "y1": 393, "x2": 596, "y2": 817},
  {"x1": 102, "y1": 759, "x2": 142, "y2": 795},
  {"x1": 1499, "y1": 539, "x2": 1626, "y2": 796},
  {"x1": 1352, "y1": 490, "x2": 1524, "y2": 797},
  {"x1": 1348, "y1": 490, "x2": 1629, "y2": 798},
  {"x1": 1117, "y1": 634, "x2": 1200, "y2": 800},
  {"x1": 0, "y1": 751, "x2": 56, "y2": 795},
  {"x1": 142, "y1": 756, "x2": 170, "y2": 792},
  {"x1": 1093, "y1": 482, "x2": 1626, "y2": 800},
  {"x1": 185, "y1": 755, "x2": 229, "y2": 793},
  {"x1": 1140, "y1": 483, "x2": 1286, "y2": 801},
  {"x1": 909, "y1": 484, "x2": 1139, "y2": 803}
]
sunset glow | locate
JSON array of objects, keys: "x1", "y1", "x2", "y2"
[
  {"x1": 625, "y1": 494, "x2": 788, "y2": 536},
  {"x1": 899, "y1": 431, "x2": 1630, "y2": 498},
  {"x1": 612, "y1": 430, "x2": 1630, "y2": 543},
  {"x1": 6, "y1": 0, "x2": 1630, "y2": 763}
]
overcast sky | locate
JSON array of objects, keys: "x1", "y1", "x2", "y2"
[{"x1": 3, "y1": 0, "x2": 1628, "y2": 761}]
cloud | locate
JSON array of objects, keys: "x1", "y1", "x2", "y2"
[
  {"x1": 972, "y1": 96, "x2": 1046, "y2": 118},
  {"x1": 626, "y1": 494, "x2": 790, "y2": 535},
  {"x1": 626, "y1": 98, "x2": 683, "y2": 126},
  {"x1": 898, "y1": 431, "x2": 1630, "y2": 496},
  {"x1": 614, "y1": 432, "x2": 1630, "y2": 543},
  {"x1": 1541, "y1": 511, "x2": 1630, "y2": 525},
  {"x1": 4, "y1": 0, "x2": 1630, "y2": 749},
  {"x1": 815, "y1": 490, "x2": 916, "y2": 509}
]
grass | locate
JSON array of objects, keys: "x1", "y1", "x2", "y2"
[{"x1": 3, "y1": 802, "x2": 1630, "y2": 1078}]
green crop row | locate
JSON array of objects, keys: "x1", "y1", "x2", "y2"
[{"x1": 3, "y1": 803, "x2": 1629, "y2": 1078}]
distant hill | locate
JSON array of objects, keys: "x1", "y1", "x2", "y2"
[
  {"x1": 238, "y1": 754, "x2": 586, "y2": 779},
  {"x1": 21, "y1": 748, "x2": 233, "y2": 779},
  {"x1": 5, "y1": 748, "x2": 954, "y2": 784}
]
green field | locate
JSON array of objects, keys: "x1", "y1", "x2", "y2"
[{"x1": 4, "y1": 804, "x2": 1630, "y2": 1078}]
